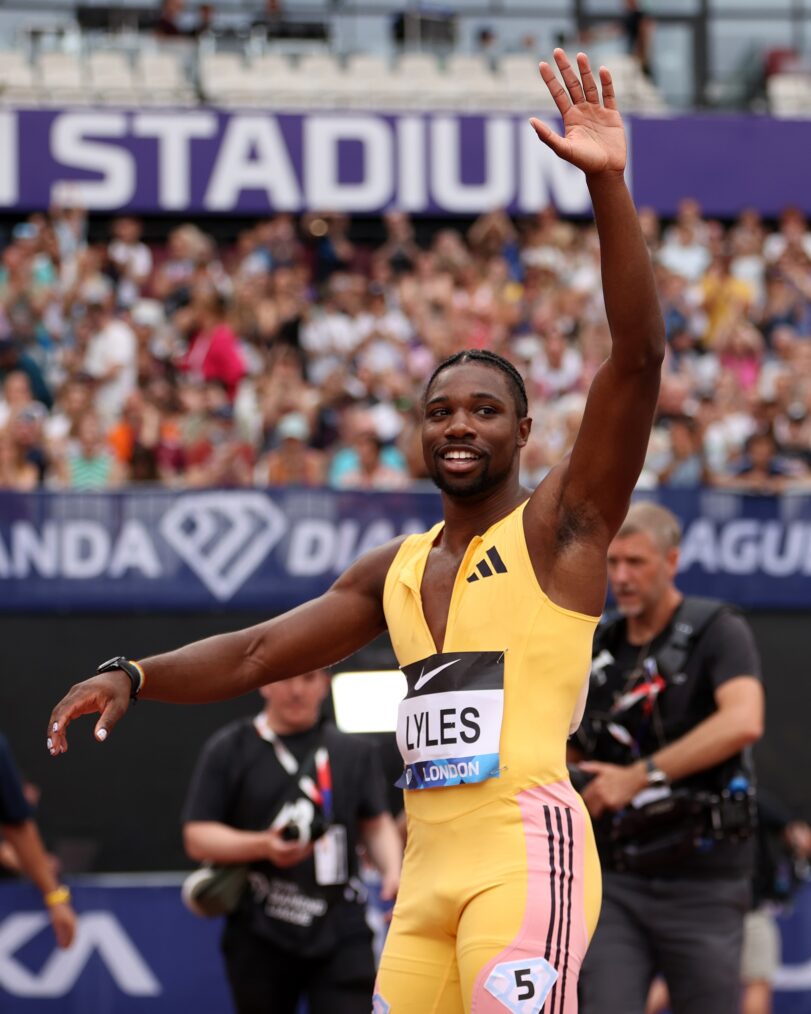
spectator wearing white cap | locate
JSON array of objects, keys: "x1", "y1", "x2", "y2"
[{"x1": 256, "y1": 412, "x2": 326, "y2": 487}]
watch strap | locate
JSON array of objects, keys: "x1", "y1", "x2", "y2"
[
  {"x1": 96, "y1": 656, "x2": 145, "y2": 702},
  {"x1": 645, "y1": 756, "x2": 668, "y2": 786}
]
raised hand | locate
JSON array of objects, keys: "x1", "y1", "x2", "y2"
[{"x1": 530, "y1": 49, "x2": 626, "y2": 177}]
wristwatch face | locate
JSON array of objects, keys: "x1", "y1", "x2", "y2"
[{"x1": 97, "y1": 656, "x2": 124, "y2": 672}]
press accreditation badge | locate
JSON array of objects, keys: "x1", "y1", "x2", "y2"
[
  {"x1": 314, "y1": 825, "x2": 348, "y2": 886},
  {"x1": 395, "y1": 650, "x2": 505, "y2": 790}
]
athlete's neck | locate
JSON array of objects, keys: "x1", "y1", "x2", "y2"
[
  {"x1": 439, "y1": 483, "x2": 529, "y2": 553},
  {"x1": 625, "y1": 587, "x2": 684, "y2": 646}
]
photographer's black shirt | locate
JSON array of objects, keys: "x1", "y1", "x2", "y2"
[
  {"x1": 584, "y1": 603, "x2": 761, "y2": 878},
  {"x1": 182, "y1": 717, "x2": 389, "y2": 958}
]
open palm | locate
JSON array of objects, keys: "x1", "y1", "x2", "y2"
[{"x1": 530, "y1": 49, "x2": 626, "y2": 176}]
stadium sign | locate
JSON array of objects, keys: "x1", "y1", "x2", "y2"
[
  {"x1": 0, "y1": 109, "x2": 591, "y2": 215},
  {"x1": 0, "y1": 489, "x2": 810, "y2": 612},
  {"x1": 0, "y1": 108, "x2": 809, "y2": 216}
]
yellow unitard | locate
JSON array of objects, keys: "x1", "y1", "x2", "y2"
[{"x1": 374, "y1": 503, "x2": 602, "y2": 1014}]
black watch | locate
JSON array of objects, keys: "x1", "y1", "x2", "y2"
[
  {"x1": 96, "y1": 656, "x2": 144, "y2": 702},
  {"x1": 645, "y1": 757, "x2": 668, "y2": 787}
]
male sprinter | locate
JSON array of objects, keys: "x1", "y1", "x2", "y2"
[{"x1": 48, "y1": 50, "x2": 664, "y2": 1013}]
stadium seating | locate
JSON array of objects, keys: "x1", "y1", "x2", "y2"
[
  {"x1": 0, "y1": 31, "x2": 672, "y2": 112},
  {"x1": 0, "y1": 52, "x2": 39, "y2": 105},
  {"x1": 767, "y1": 72, "x2": 811, "y2": 118}
]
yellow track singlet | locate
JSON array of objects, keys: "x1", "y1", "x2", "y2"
[{"x1": 374, "y1": 501, "x2": 602, "y2": 1014}]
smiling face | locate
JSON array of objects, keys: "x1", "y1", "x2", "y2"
[{"x1": 422, "y1": 361, "x2": 530, "y2": 499}]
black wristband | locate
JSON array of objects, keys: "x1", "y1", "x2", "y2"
[{"x1": 96, "y1": 656, "x2": 144, "y2": 702}]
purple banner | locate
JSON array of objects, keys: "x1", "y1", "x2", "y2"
[
  {"x1": 0, "y1": 108, "x2": 808, "y2": 217},
  {"x1": 0, "y1": 108, "x2": 591, "y2": 216},
  {"x1": 1, "y1": 107, "x2": 809, "y2": 218},
  {"x1": 630, "y1": 115, "x2": 811, "y2": 218}
]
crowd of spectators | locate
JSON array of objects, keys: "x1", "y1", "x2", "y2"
[{"x1": 0, "y1": 198, "x2": 809, "y2": 494}]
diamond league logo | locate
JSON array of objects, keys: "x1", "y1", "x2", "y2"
[{"x1": 159, "y1": 492, "x2": 288, "y2": 601}]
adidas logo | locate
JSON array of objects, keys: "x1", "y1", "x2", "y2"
[{"x1": 466, "y1": 546, "x2": 508, "y2": 582}]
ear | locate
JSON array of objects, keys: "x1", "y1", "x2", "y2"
[
  {"x1": 517, "y1": 416, "x2": 532, "y2": 448},
  {"x1": 666, "y1": 546, "x2": 680, "y2": 579}
]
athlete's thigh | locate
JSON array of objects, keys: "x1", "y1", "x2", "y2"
[
  {"x1": 374, "y1": 910, "x2": 463, "y2": 1014},
  {"x1": 459, "y1": 786, "x2": 599, "y2": 1014}
]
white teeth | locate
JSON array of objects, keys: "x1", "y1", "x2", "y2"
[{"x1": 443, "y1": 451, "x2": 477, "y2": 460}]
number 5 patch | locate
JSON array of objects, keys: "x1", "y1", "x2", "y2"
[{"x1": 484, "y1": 956, "x2": 558, "y2": 1013}]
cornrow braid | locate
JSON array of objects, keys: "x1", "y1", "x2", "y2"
[{"x1": 424, "y1": 349, "x2": 528, "y2": 418}]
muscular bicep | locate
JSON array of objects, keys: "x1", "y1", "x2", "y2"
[
  {"x1": 557, "y1": 354, "x2": 661, "y2": 539},
  {"x1": 138, "y1": 539, "x2": 402, "y2": 704},
  {"x1": 244, "y1": 540, "x2": 399, "y2": 685}
]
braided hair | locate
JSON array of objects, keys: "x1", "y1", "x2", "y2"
[{"x1": 423, "y1": 349, "x2": 528, "y2": 418}]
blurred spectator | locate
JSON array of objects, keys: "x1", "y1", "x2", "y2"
[
  {"x1": 56, "y1": 411, "x2": 123, "y2": 490},
  {"x1": 0, "y1": 426, "x2": 38, "y2": 490},
  {"x1": 179, "y1": 290, "x2": 246, "y2": 401},
  {"x1": 257, "y1": 412, "x2": 326, "y2": 487},
  {"x1": 185, "y1": 405, "x2": 255, "y2": 488},
  {"x1": 622, "y1": 0, "x2": 654, "y2": 79},
  {"x1": 655, "y1": 414, "x2": 709, "y2": 488},
  {"x1": 716, "y1": 427, "x2": 803, "y2": 494},
  {"x1": 333, "y1": 431, "x2": 409, "y2": 491},
  {"x1": 701, "y1": 253, "x2": 755, "y2": 347},
  {"x1": 154, "y1": 0, "x2": 210, "y2": 37},
  {"x1": 0, "y1": 338, "x2": 51, "y2": 410},
  {"x1": 304, "y1": 213, "x2": 356, "y2": 282},
  {"x1": 108, "y1": 218, "x2": 153, "y2": 309},
  {"x1": 82, "y1": 285, "x2": 137, "y2": 425},
  {"x1": 529, "y1": 325, "x2": 583, "y2": 400},
  {"x1": 0, "y1": 733, "x2": 76, "y2": 949}
]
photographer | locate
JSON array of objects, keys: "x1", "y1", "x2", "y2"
[
  {"x1": 572, "y1": 502, "x2": 764, "y2": 1014},
  {"x1": 182, "y1": 669, "x2": 402, "y2": 1014}
]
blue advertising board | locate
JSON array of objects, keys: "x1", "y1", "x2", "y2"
[
  {"x1": 0, "y1": 108, "x2": 809, "y2": 217},
  {"x1": 1, "y1": 878, "x2": 810, "y2": 1012},
  {"x1": 0, "y1": 489, "x2": 809, "y2": 613}
]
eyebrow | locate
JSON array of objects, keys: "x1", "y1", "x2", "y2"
[{"x1": 425, "y1": 391, "x2": 507, "y2": 407}]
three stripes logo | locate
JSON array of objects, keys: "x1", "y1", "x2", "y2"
[{"x1": 466, "y1": 545, "x2": 508, "y2": 583}]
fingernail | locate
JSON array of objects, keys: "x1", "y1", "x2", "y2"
[
  {"x1": 52, "y1": 722, "x2": 59, "y2": 733},
  {"x1": 47, "y1": 738, "x2": 53, "y2": 749},
  {"x1": 96, "y1": 728, "x2": 107, "y2": 742}
]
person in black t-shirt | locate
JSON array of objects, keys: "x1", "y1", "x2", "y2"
[
  {"x1": 182, "y1": 669, "x2": 402, "y2": 1014},
  {"x1": 571, "y1": 502, "x2": 764, "y2": 1014}
]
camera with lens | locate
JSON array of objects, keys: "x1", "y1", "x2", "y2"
[{"x1": 274, "y1": 797, "x2": 327, "y2": 846}]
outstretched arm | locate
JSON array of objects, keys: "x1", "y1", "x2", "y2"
[
  {"x1": 528, "y1": 50, "x2": 664, "y2": 542},
  {"x1": 47, "y1": 539, "x2": 400, "y2": 754}
]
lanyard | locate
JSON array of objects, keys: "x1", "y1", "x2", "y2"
[{"x1": 253, "y1": 714, "x2": 333, "y2": 822}]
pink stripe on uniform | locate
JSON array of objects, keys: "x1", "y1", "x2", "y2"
[{"x1": 471, "y1": 781, "x2": 588, "y2": 1014}]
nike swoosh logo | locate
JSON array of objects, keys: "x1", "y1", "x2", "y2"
[{"x1": 413, "y1": 658, "x2": 461, "y2": 691}]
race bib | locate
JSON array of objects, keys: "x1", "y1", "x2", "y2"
[{"x1": 395, "y1": 650, "x2": 505, "y2": 790}]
